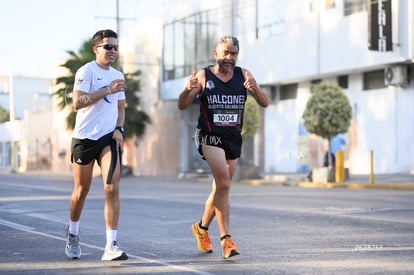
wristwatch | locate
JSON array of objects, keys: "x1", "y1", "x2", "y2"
[{"x1": 115, "y1": 126, "x2": 125, "y2": 134}]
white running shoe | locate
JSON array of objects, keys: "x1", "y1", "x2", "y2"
[
  {"x1": 65, "y1": 227, "x2": 81, "y2": 259},
  {"x1": 101, "y1": 241, "x2": 128, "y2": 261}
]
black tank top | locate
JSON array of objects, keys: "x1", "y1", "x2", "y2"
[{"x1": 197, "y1": 66, "x2": 247, "y2": 136}]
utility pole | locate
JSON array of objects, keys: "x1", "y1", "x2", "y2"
[{"x1": 95, "y1": 0, "x2": 136, "y2": 69}]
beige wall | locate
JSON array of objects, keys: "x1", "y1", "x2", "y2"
[
  {"x1": 24, "y1": 110, "x2": 53, "y2": 170},
  {"x1": 133, "y1": 101, "x2": 180, "y2": 176}
]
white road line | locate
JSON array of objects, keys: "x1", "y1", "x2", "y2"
[
  {"x1": 0, "y1": 219, "x2": 214, "y2": 275},
  {"x1": 0, "y1": 219, "x2": 35, "y2": 231}
]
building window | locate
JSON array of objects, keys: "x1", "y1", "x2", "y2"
[
  {"x1": 280, "y1": 83, "x2": 297, "y2": 100},
  {"x1": 162, "y1": 10, "x2": 218, "y2": 81},
  {"x1": 344, "y1": 0, "x2": 366, "y2": 16},
  {"x1": 338, "y1": 75, "x2": 349, "y2": 89},
  {"x1": 256, "y1": 0, "x2": 286, "y2": 39},
  {"x1": 363, "y1": 70, "x2": 386, "y2": 90}
]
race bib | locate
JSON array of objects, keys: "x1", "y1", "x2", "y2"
[{"x1": 213, "y1": 110, "x2": 241, "y2": 126}]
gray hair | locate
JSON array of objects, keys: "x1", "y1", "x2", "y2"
[{"x1": 217, "y1": 36, "x2": 239, "y2": 52}]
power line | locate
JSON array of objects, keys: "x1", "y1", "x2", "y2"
[{"x1": 95, "y1": 0, "x2": 136, "y2": 69}]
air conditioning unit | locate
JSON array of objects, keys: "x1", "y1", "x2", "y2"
[{"x1": 384, "y1": 65, "x2": 408, "y2": 86}]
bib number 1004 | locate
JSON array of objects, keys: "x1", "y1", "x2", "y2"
[{"x1": 213, "y1": 113, "x2": 238, "y2": 125}]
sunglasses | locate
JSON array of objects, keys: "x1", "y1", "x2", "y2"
[{"x1": 97, "y1": 44, "x2": 118, "y2": 51}]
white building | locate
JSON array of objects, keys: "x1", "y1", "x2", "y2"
[
  {"x1": 4, "y1": 0, "x2": 411, "y2": 177},
  {"x1": 130, "y1": 0, "x2": 413, "y2": 177},
  {"x1": 0, "y1": 75, "x2": 54, "y2": 171}
]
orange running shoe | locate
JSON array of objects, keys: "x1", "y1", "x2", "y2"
[
  {"x1": 191, "y1": 222, "x2": 213, "y2": 253},
  {"x1": 221, "y1": 235, "x2": 240, "y2": 259}
]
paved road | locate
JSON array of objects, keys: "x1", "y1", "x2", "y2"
[{"x1": 0, "y1": 173, "x2": 413, "y2": 274}]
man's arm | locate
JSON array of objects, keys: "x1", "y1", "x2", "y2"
[
  {"x1": 178, "y1": 70, "x2": 203, "y2": 110},
  {"x1": 73, "y1": 88, "x2": 111, "y2": 111},
  {"x1": 116, "y1": 99, "x2": 126, "y2": 128},
  {"x1": 73, "y1": 79, "x2": 127, "y2": 111},
  {"x1": 113, "y1": 99, "x2": 126, "y2": 152},
  {"x1": 243, "y1": 69, "x2": 269, "y2": 108}
]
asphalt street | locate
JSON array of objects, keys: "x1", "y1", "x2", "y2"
[{"x1": 0, "y1": 173, "x2": 413, "y2": 274}]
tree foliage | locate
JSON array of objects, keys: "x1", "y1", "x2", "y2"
[
  {"x1": 54, "y1": 40, "x2": 94, "y2": 128},
  {"x1": 53, "y1": 40, "x2": 150, "y2": 138},
  {"x1": 122, "y1": 70, "x2": 151, "y2": 138},
  {"x1": 0, "y1": 105, "x2": 10, "y2": 123},
  {"x1": 302, "y1": 82, "x2": 352, "y2": 141},
  {"x1": 241, "y1": 95, "x2": 260, "y2": 137}
]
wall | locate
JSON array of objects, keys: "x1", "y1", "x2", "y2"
[
  {"x1": 133, "y1": 101, "x2": 181, "y2": 176},
  {"x1": 264, "y1": 71, "x2": 414, "y2": 174}
]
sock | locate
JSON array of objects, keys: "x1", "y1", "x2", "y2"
[
  {"x1": 198, "y1": 220, "x2": 208, "y2": 232},
  {"x1": 220, "y1": 234, "x2": 231, "y2": 244},
  {"x1": 69, "y1": 220, "x2": 80, "y2": 236},
  {"x1": 106, "y1": 230, "x2": 117, "y2": 247}
]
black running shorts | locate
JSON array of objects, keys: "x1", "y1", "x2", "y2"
[
  {"x1": 71, "y1": 132, "x2": 121, "y2": 184},
  {"x1": 71, "y1": 132, "x2": 114, "y2": 165},
  {"x1": 196, "y1": 129, "x2": 242, "y2": 160}
]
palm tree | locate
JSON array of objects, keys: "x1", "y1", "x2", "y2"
[
  {"x1": 122, "y1": 70, "x2": 151, "y2": 139},
  {"x1": 54, "y1": 40, "x2": 151, "y2": 174},
  {"x1": 54, "y1": 40, "x2": 95, "y2": 129}
]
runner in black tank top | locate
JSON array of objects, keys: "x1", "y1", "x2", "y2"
[
  {"x1": 197, "y1": 66, "x2": 247, "y2": 137},
  {"x1": 178, "y1": 35, "x2": 269, "y2": 259}
]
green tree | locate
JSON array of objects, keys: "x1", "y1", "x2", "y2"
[
  {"x1": 239, "y1": 95, "x2": 261, "y2": 179},
  {"x1": 0, "y1": 105, "x2": 10, "y2": 123},
  {"x1": 241, "y1": 95, "x2": 260, "y2": 137},
  {"x1": 53, "y1": 40, "x2": 151, "y2": 171},
  {"x1": 302, "y1": 81, "x2": 352, "y2": 168},
  {"x1": 122, "y1": 70, "x2": 151, "y2": 139}
]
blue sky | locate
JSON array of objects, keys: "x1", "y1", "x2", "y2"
[{"x1": 1, "y1": 0, "x2": 163, "y2": 78}]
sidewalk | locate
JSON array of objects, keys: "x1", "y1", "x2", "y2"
[{"x1": 241, "y1": 173, "x2": 414, "y2": 190}]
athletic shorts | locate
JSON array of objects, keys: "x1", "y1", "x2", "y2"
[
  {"x1": 71, "y1": 132, "x2": 114, "y2": 166},
  {"x1": 196, "y1": 128, "x2": 242, "y2": 160}
]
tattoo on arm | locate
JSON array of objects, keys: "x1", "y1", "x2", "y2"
[{"x1": 79, "y1": 94, "x2": 92, "y2": 104}]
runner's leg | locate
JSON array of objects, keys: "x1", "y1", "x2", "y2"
[
  {"x1": 99, "y1": 145, "x2": 121, "y2": 230},
  {"x1": 201, "y1": 145, "x2": 236, "y2": 237},
  {"x1": 70, "y1": 161, "x2": 94, "y2": 222}
]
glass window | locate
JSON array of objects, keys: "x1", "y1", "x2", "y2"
[
  {"x1": 162, "y1": 11, "x2": 218, "y2": 81},
  {"x1": 311, "y1": 79, "x2": 322, "y2": 85},
  {"x1": 363, "y1": 70, "x2": 386, "y2": 90},
  {"x1": 344, "y1": 0, "x2": 367, "y2": 16},
  {"x1": 280, "y1": 83, "x2": 298, "y2": 100},
  {"x1": 256, "y1": 0, "x2": 286, "y2": 39},
  {"x1": 163, "y1": 24, "x2": 175, "y2": 80},
  {"x1": 338, "y1": 75, "x2": 349, "y2": 89}
]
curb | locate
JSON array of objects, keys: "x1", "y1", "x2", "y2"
[
  {"x1": 295, "y1": 182, "x2": 414, "y2": 190},
  {"x1": 233, "y1": 179, "x2": 414, "y2": 190}
]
